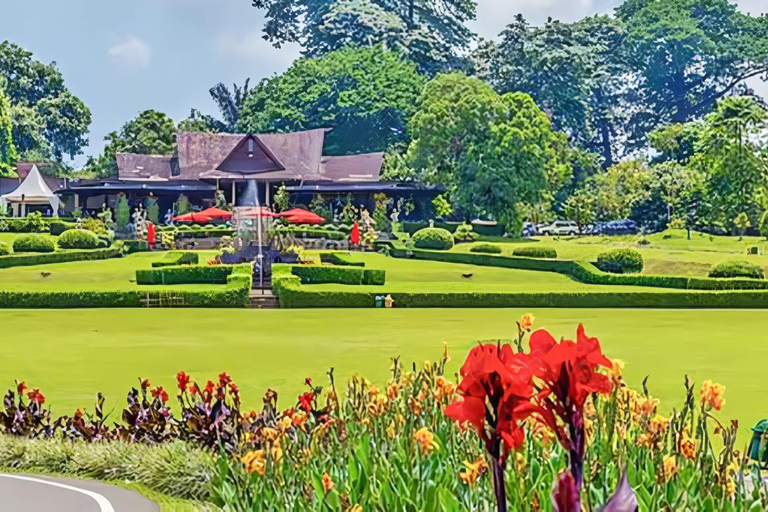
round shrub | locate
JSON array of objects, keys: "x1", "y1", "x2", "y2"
[
  {"x1": 0, "y1": 241, "x2": 10, "y2": 256},
  {"x1": 709, "y1": 260, "x2": 765, "y2": 279},
  {"x1": 412, "y1": 228, "x2": 454, "y2": 250},
  {"x1": 13, "y1": 234, "x2": 56, "y2": 253},
  {"x1": 595, "y1": 248, "x2": 644, "y2": 274},
  {"x1": 470, "y1": 243, "x2": 502, "y2": 254},
  {"x1": 57, "y1": 229, "x2": 101, "y2": 249},
  {"x1": 513, "y1": 246, "x2": 558, "y2": 259}
]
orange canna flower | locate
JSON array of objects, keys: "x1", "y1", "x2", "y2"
[
  {"x1": 413, "y1": 427, "x2": 440, "y2": 454},
  {"x1": 662, "y1": 455, "x2": 678, "y2": 481},
  {"x1": 518, "y1": 313, "x2": 535, "y2": 332},
  {"x1": 459, "y1": 457, "x2": 488, "y2": 486},
  {"x1": 700, "y1": 380, "x2": 725, "y2": 411},
  {"x1": 678, "y1": 432, "x2": 696, "y2": 461},
  {"x1": 321, "y1": 473, "x2": 335, "y2": 494}
]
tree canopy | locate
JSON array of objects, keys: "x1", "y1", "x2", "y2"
[
  {"x1": 0, "y1": 79, "x2": 17, "y2": 177},
  {"x1": 407, "y1": 72, "x2": 570, "y2": 229},
  {"x1": 0, "y1": 41, "x2": 91, "y2": 163},
  {"x1": 249, "y1": 0, "x2": 476, "y2": 72},
  {"x1": 84, "y1": 110, "x2": 177, "y2": 178},
  {"x1": 237, "y1": 45, "x2": 427, "y2": 155}
]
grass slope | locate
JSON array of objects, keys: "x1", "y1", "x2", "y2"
[{"x1": 0, "y1": 308, "x2": 764, "y2": 443}]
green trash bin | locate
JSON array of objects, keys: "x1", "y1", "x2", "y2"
[
  {"x1": 375, "y1": 295, "x2": 384, "y2": 308},
  {"x1": 748, "y1": 420, "x2": 768, "y2": 467}
]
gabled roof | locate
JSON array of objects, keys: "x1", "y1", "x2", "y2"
[
  {"x1": 215, "y1": 134, "x2": 285, "y2": 174},
  {"x1": 1, "y1": 165, "x2": 57, "y2": 201},
  {"x1": 116, "y1": 153, "x2": 175, "y2": 181},
  {"x1": 321, "y1": 153, "x2": 384, "y2": 182}
]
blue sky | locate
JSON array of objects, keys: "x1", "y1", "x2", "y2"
[{"x1": 1, "y1": 0, "x2": 766, "y2": 165}]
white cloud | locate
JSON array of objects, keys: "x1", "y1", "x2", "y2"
[{"x1": 108, "y1": 35, "x2": 152, "y2": 69}]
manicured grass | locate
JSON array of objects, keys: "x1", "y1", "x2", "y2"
[
  {"x1": 0, "y1": 251, "x2": 219, "y2": 292},
  {"x1": 454, "y1": 229, "x2": 768, "y2": 277},
  {"x1": 0, "y1": 308, "x2": 764, "y2": 443}
]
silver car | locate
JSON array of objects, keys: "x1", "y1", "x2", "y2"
[{"x1": 537, "y1": 220, "x2": 579, "y2": 236}]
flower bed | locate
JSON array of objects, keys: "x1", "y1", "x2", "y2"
[{"x1": 0, "y1": 317, "x2": 757, "y2": 510}]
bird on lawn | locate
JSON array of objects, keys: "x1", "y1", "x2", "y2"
[
  {"x1": 40, "y1": 271, "x2": 52, "y2": 279},
  {"x1": 461, "y1": 273, "x2": 474, "y2": 279}
]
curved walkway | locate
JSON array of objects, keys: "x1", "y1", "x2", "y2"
[{"x1": 0, "y1": 474, "x2": 159, "y2": 512}]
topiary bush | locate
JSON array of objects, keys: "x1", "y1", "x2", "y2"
[
  {"x1": 513, "y1": 246, "x2": 558, "y2": 259},
  {"x1": 595, "y1": 248, "x2": 643, "y2": 274},
  {"x1": 470, "y1": 243, "x2": 502, "y2": 254},
  {"x1": 0, "y1": 241, "x2": 10, "y2": 256},
  {"x1": 411, "y1": 228, "x2": 454, "y2": 250},
  {"x1": 57, "y1": 229, "x2": 101, "y2": 249},
  {"x1": 13, "y1": 234, "x2": 56, "y2": 253},
  {"x1": 709, "y1": 260, "x2": 765, "y2": 279}
]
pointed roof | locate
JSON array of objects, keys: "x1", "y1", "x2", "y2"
[
  {"x1": 1, "y1": 165, "x2": 57, "y2": 201},
  {"x1": 215, "y1": 134, "x2": 285, "y2": 175}
]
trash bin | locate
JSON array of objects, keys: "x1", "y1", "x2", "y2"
[
  {"x1": 375, "y1": 295, "x2": 384, "y2": 308},
  {"x1": 748, "y1": 420, "x2": 768, "y2": 467}
]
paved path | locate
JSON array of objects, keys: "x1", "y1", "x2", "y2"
[{"x1": 0, "y1": 474, "x2": 159, "y2": 512}]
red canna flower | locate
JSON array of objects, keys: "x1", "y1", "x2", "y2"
[
  {"x1": 27, "y1": 388, "x2": 45, "y2": 405},
  {"x1": 298, "y1": 392, "x2": 314, "y2": 413},
  {"x1": 218, "y1": 372, "x2": 232, "y2": 386},
  {"x1": 176, "y1": 371, "x2": 190, "y2": 391},
  {"x1": 140, "y1": 378, "x2": 151, "y2": 390},
  {"x1": 305, "y1": 377, "x2": 312, "y2": 386},
  {"x1": 445, "y1": 342, "x2": 533, "y2": 512},
  {"x1": 188, "y1": 384, "x2": 198, "y2": 396},
  {"x1": 16, "y1": 381, "x2": 27, "y2": 395},
  {"x1": 517, "y1": 325, "x2": 613, "y2": 511},
  {"x1": 151, "y1": 386, "x2": 169, "y2": 403},
  {"x1": 204, "y1": 380, "x2": 215, "y2": 396}
]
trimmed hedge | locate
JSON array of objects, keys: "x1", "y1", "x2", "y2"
[
  {"x1": 49, "y1": 220, "x2": 78, "y2": 236},
  {"x1": 12, "y1": 234, "x2": 56, "y2": 253},
  {"x1": 470, "y1": 243, "x2": 502, "y2": 254},
  {"x1": 151, "y1": 252, "x2": 200, "y2": 268},
  {"x1": 174, "y1": 228, "x2": 236, "y2": 239},
  {"x1": 595, "y1": 249, "x2": 644, "y2": 274},
  {"x1": 513, "y1": 246, "x2": 557, "y2": 259},
  {"x1": 0, "y1": 246, "x2": 123, "y2": 269},
  {"x1": 0, "y1": 217, "x2": 50, "y2": 233},
  {"x1": 289, "y1": 265, "x2": 386, "y2": 286},
  {"x1": 320, "y1": 253, "x2": 365, "y2": 267},
  {"x1": 412, "y1": 228, "x2": 454, "y2": 250},
  {"x1": 0, "y1": 242, "x2": 9, "y2": 256},
  {"x1": 136, "y1": 264, "x2": 244, "y2": 285},
  {"x1": 57, "y1": 229, "x2": 101, "y2": 249},
  {"x1": 709, "y1": 260, "x2": 765, "y2": 279}
]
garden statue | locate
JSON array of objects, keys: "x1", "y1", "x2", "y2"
[
  {"x1": 360, "y1": 208, "x2": 376, "y2": 232},
  {"x1": 145, "y1": 195, "x2": 160, "y2": 225},
  {"x1": 98, "y1": 204, "x2": 115, "y2": 231},
  {"x1": 75, "y1": 217, "x2": 83, "y2": 230},
  {"x1": 164, "y1": 208, "x2": 174, "y2": 226},
  {"x1": 115, "y1": 192, "x2": 130, "y2": 232},
  {"x1": 390, "y1": 208, "x2": 400, "y2": 224},
  {"x1": 215, "y1": 189, "x2": 227, "y2": 209}
]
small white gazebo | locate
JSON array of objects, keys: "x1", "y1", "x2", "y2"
[{"x1": 0, "y1": 165, "x2": 60, "y2": 217}]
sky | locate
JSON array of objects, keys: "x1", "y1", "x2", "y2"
[{"x1": 1, "y1": 0, "x2": 767, "y2": 165}]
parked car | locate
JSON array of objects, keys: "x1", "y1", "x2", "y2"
[
  {"x1": 587, "y1": 219, "x2": 639, "y2": 236},
  {"x1": 537, "y1": 220, "x2": 580, "y2": 236},
  {"x1": 521, "y1": 222, "x2": 537, "y2": 238}
]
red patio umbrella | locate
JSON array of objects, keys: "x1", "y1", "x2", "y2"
[
  {"x1": 173, "y1": 212, "x2": 214, "y2": 223},
  {"x1": 282, "y1": 211, "x2": 326, "y2": 225},
  {"x1": 197, "y1": 207, "x2": 233, "y2": 220},
  {"x1": 350, "y1": 221, "x2": 360, "y2": 245}
]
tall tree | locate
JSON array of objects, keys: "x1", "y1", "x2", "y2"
[
  {"x1": 249, "y1": 0, "x2": 476, "y2": 72},
  {"x1": 84, "y1": 110, "x2": 176, "y2": 178},
  {"x1": 237, "y1": 45, "x2": 426, "y2": 154},
  {"x1": 407, "y1": 72, "x2": 570, "y2": 230},
  {"x1": 0, "y1": 41, "x2": 91, "y2": 163},
  {"x1": 208, "y1": 80, "x2": 250, "y2": 132},
  {"x1": 0, "y1": 79, "x2": 17, "y2": 177}
]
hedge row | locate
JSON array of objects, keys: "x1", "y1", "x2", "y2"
[
  {"x1": 151, "y1": 252, "x2": 200, "y2": 268},
  {"x1": 136, "y1": 264, "x2": 248, "y2": 285},
  {"x1": 401, "y1": 248, "x2": 768, "y2": 291},
  {"x1": 0, "y1": 245, "x2": 123, "y2": 269},
  {"x1": 401, "y1": 221, "x2": 504, "y2": 237},
  {"x1": 289, "y1": 265, "x2": 385, "y2": 286},
  {"x1": 0, "y1": 280, "x2": 250, "y2": 309},
  {"x1": 319, "y1": 253, "x2": 365, "y2": 267}
]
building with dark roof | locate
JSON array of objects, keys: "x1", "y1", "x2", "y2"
[{"x1": 53, "y1": 129, "x2": 437, "y2": 218}]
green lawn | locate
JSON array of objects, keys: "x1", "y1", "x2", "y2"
[
  {"x1": 453, "y1": 229, "x2": 768, "y2": 277},
  {"x1": 0, "y1": 251, "x2": 219, "y2": 292},
  {"x1": 0, "y1": 308, "x2": 764, "y2": 443}
]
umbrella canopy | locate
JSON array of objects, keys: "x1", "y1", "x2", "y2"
[
  {"x1": 197, "y1": 207, "x2": 233, "y2": 220},
  {"x1": 282, "y1": 210, "x2": 325, "y2": 225},
  {"x1": 173, "y1": 212, "x2": 214, "y2": 223},
  {"x1": 351, "y1": 221, "x2": 360, "y2": 245}
]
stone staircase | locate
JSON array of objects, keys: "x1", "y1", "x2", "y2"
[{"x1": 249, "y1": 289, "x2": 279, "y2": 309}]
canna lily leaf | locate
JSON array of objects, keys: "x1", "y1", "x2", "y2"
[{"x1": 601, "y1": 467, "x2": 639, "y2": 512}]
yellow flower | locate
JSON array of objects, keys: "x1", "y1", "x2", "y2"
[
  {"x1": 242, "y1": 447, "x2": 282, "y2": 476},
  {"x1": 518, "y1": 313, "x2": 535, "y2": 333},
  {"x1": 413, "y1": 427, "x2": 440, "y2": 454},
  {"x1": 434, "y1": 376, "x2": 456, "y2": 401},
  {"x1": 349, "y1": 506, "x2": 363, "y2": 512},
  {"x1": 443, "y1": 342, "x2": 451, "y2": 363},
  {"x1": 648, "y1": 414, "x2": 669, "y2": 436},
  {"x1": 321, "y1": 473, "x2": 335, "y2": 494},
  {"x1": 386, "y1": 421, "x2": 396, "y2": 439},
  {"x1": 368, "y1": 394, "x2": 388, "y2": 417},
  {"x1": 261, "y1": 427, "x2": 280, "y2": 442},
  {"x1": 368, "y1": 385, "x2": 380, "y2": 399},
  {"x1": 408, "y1": 396, "x2": 423, "y2": 415},
  {"x1": 662, "y1": 455, "x2": 678, "y2": 481},
  {"x1": 277, "y1": 416, "x2": 292, "y2": 432},
  {"x1": 678, "y1": 432, "x2": 696, "y2": 461},
  {"x1": 459, "y1": 457, "x2": 488, "y2": 486},
  {"x1": 514, "y1": 452, "x2": 527, "y2": 473},
  {"x1": 609, "y1": 358, "x2": 625, "y2": 380},
  {"x1": 386, "y1": 382, "x2": 401, "y2": 401},
  {"x1": 701, "y1": 380, "x2": 725, "y2": 411}
]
